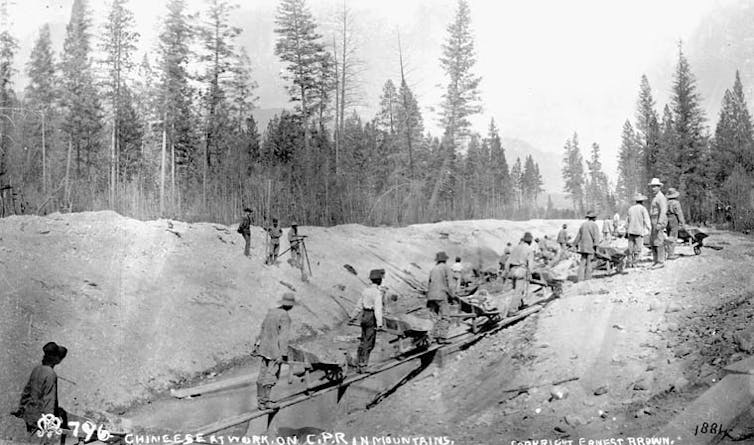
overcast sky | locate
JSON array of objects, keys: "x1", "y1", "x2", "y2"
[{"x1": 8, "y1": 0, "x2": 735, "y2": 186}]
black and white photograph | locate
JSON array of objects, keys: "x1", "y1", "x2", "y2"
[{"x1": 1, "y1": 0, "x2": 754, "y2": 444}]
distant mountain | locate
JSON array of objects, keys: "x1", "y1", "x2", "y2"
[
  {"x1": 251, "y1": 108, "x2": 287, "y2": 134},
  {"x1": 501, "y1": 137, "x2": 563, "y2": 194}
]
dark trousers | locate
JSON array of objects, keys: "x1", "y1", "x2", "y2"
[
  {"x1": 577, "y1": 253, "x2": 594, "y2": 282},
  {"x1": 243, "y1": 233, "x2": 251, "y2": 256},
  {"x1": 427, "y1": 299, "x2": 449, "y2": 339},
  {"x1": 357, "y1": 309, "x2": 377, "y2": 366},
  {"x1": 268, "y1": 241, "x2": 280, "y2": 263}
]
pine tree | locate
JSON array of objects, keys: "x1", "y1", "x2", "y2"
[
  {"x1": 561, "y1": 133, "x2": 585, "y2": 213},
  {"x1": 227, "y1": 48, "x2": 257, "y2": 132},
  {"x1": 486, "y1": 118, "x2": 511, "y2": 208},
  {"x1": 655, "y1": 104, "x2": 679, "y2": 185},
  {"x1": 635, "y1": 75, "x2": 658, "y2": 187},
  {"x1": 157, "y1": 0, "x2": 195, "y2": 213},
  {"x1": 396, "y1": 79, "x2": 424, "y2": 179},
  {"x1": 24, "y1": 24, "x2": 56, "y2": 193},
  {"x1": 670, "y1": 43, "x2": 709, "y2": 221},
  {"x1": 439, "y1": 0, "x2": 482, "y2": 145},
  {"x1": 0, "y1": 2, "x2": 16, "y2": 182},
  {"x1": 60, "y1": 0, "x2": 103, "y2": 179},
  {"x1": 586, "y1": 142, "x2": 609, "y2": 212},
  {"x1": 510, "y1": 157, "x2": 522, "y2": 210},
  {"x1": 274, "y1": 0, "x2": 330, "y2": 151},
  {"x1": 101, "y1": 0, "x2": 139, "y2": 204},
  {"x1": 712, "y1": 71, "x2": 754, "y2": 186},
  {"x1": 377, "y1": 80, "x2": 398, "y2": 134},
  {"x1": 616, "y1": 120, "x2": 642, "y2": 203}
]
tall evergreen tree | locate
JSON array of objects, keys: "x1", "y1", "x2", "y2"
[
  {"x1": 561, "y1": 133, "x2": 585, "y2": 213},
  {"x1": 486, "y1": 118, "x2": 511, "y2": 207},
  {"x1": 616, "y1": 120, "x2": 642, "y2": 203},
  {"x1": 635, "y1": 75, "x2": 658, "y2": 186},
  {"x1": 711, "y1": 71, "x2": 754, "y2": 186},
  {"x1": 101, "y1": 0, "x2": 139, "y2": 203},
  {"x1": 60, "y1": 0, "x2": 103, "y2": 179},
  {"x1": 157, "y1": 0, "x2": 195, "y2": 212},
  {"x1": 655, "y1": 104, "x2": 679, "y2": 186},
  {"x1": 510, "y1": 157, "x2": 522, "y2": 210},
  {"x1": 227, "y1": 48, "x2": 257, "y2": 132},
  {"x1": 274, "y1": 0, "x2": 330, "y2": 151},
  {"x1": 670, "y1": 43, "x2": 708, "y2": 221},
  {"x1": 0, "y1": 1, "x2": 18, "y2": 183},
  {"x1": 586, "y1": 142, "x2": 609, "y2": 212},
  {"x1": 439, "y1": 0, "x2": 481, "y2": 145},
  {"x1": 396, "y1": 79, "x2": 424, "y2": 179}
]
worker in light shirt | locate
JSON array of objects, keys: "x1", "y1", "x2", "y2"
[{"x1": 351, "y1": 269, "x2": 386, "y2": 373}]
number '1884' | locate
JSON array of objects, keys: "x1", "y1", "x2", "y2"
[{"x1": 694, "y1": 422, "x2": 727, "y2": 436}]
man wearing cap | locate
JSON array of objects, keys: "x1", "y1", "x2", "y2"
[
  {"x1": 351, "y1": 269, "x2": 386, "y2": 373},
  {"x1": 427, "y1": 251, "x2": 454, "y2": 342},
  {"x1": 238, "y1": 208, "x2": 253, "y2": 257},
  {"x1": 253, "y1": 293, "x2": 295, "y2": 409},
  {"x1": 505, "y1": 233, "x2": 536, "y2": 312},
  {"x1": 626, "y1": 193, "x2": 651, "y2": 268},
  {"x1": 665, "y1": 188, "x2": 685, "y2": 260},
  {"x1": 573, "y1": 210, "x2": 601, "y2": 282},
  {"x1": 648, "y1": 178, "x2": 668, "y2": 268},
  {"x1": 556, "y1": 224, "x2": 570, "y2": 260},
  {"x1": 13, "y1": 342, "x2": 69, "y2": 435},
  {"x1": 266, "y1": 218, "x2": 282, "y2": 265}
]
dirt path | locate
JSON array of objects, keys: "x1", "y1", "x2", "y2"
[{"x1": 334, "y1": 231, "x2": 754, "y2": 443}]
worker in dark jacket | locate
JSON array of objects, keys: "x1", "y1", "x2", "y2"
[
  {"x1": 266, "y1": 218, "x2": 282, "y2": 265},
  {"x1": 426, "y1": 251, "x2": 453, "y2": 342},
  {"x1": 573, "y1": 210, "x2": 601, "y2": 282},
  {"x1": 238, "y1": 208, "x2": 252, "y2": 257},
  {"x1": 13, "y1": 342, "x2": 69, "y2": 435},
  {"x1": 648, "y1": 178, "x2": 668, "y2": 268},
  {"x1": 253, "y1": 293, "x2": 295, "y2": 409},
  {"x1": 665, "y1": 188, "x2": 685, "y2": 260},
  {"x1": 351, "y1": 269, "x2": 386, "y2": 373}
]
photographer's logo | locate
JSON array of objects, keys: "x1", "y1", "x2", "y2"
[{"x1": 36, "y1": 413, "x2": 63, "y2": 438}]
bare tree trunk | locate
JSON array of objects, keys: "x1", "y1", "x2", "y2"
[
  {"x1": 398, "y1": 33, "x2": 414, "y2": 179},
  {"x1": 160, "y1": 119, "x2": 166, "y2": 216},
  {"x1": 41, "y1": 116, "x2": 46, "y2": 196},
  {"x1": 333, "y1": 37, "x2": 339, "y2": 177},
  {"x1": 110, "y1": 124, "x2": 116, "y2": 207},
  {"x1": 64, "y1": 139, "x2": 73, "y2": 209}
]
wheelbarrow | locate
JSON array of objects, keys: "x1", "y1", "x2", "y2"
[
  {"x1": 677, "y1": 227, "x2": 708, "y2": 255},
  {"x1": 594, "y1": 246, "x2": 628, "y2": 274},
  {"x1": 286, "y1": 345, "x2": 349, "y2": 392}
]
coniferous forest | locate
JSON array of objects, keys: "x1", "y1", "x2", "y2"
[{"x1": 1, "y1": 0, "x2": 752, "y2": 229}]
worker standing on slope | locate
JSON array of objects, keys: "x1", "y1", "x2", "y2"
[
  {"x1": 573, "y1": 210, "x2": 601, "y2": 282},
  {"x1": 556, "y1": 224, "x2": 570, "y2": 260},
  {"x1": 13, "y1": 342, "x2": 69, "y2": 438},
  {"x1": 625, "y1": 193, "x2": 651, "y2": 268},
  {"x1": 253, "y1": 293, "x2": 295, "y2": 410},
  {"x1": 505, "y1": 232, "x2": 535, "y2": 313},
  {"x1": 602, "y1": 217, "x2": 613, "y2": 242},
  {"x1": 648, "y1": 178, "x2": 668, "y2": 269},
  {"x1": 287, "y1": 222, "x2": 307, "y2": 281},
  {"x1": 665, "y1": 188, "x2": 685, "y2": 260},
  {"x1": 427, "y1": 251, "x2": 454, "y2": 343},
  {"x1": 266, "y1": 218, "x2": 282, "y2": 265},
  {"x1": 237, "y1": 208, "x2": 253, "y2": 257},
  {"x1": 351, "y1": 269, "x2": 385, "y2": 373},
  {"x1": 450, "y1": 257, "x2": 464, "y2": 294}
]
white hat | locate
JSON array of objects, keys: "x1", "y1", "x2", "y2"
[{"x1": 648, "y1": 178, "x2": 663, "y2": 187}]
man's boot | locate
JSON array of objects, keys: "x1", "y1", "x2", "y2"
[{"x1": 256, "y1": 382, "x2": 267, "y2": 410}]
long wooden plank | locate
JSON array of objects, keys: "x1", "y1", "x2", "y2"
[
  {"x1": 170, "y1": 373, "x2": 258, "y2": 399},
  {"x1": 656, "y1": 374, "x2": 754, "y2": 444}
]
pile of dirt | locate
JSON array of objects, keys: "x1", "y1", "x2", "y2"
[{"x1": 0, "y1": 211, "x2": 574, "y2": 440}]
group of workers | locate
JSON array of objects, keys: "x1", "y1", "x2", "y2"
[{"x1": 237, "y1": 209, "x2": 307, "y2": 279}]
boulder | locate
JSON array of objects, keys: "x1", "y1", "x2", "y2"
[{"x1": 733, "y1": 327, "x2": 754, "y2": 353}]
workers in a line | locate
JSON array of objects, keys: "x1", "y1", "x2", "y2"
[
  {"x1": 427, "y1": 251, "x2": 454, "y2": 343},
  {"x1": 253, "y1": 293, "x2": 295, "y2": 410},
  {"x1": 648, "y1": 178, "x2": 668, "y2": 269},
  {"x1": 665, "y1": 188, "x2": 685, "y2": 260},
  {"x1": 351, "y1": 269, "x2": 386, "y2": 373},
  {"x1": 626, "y1": 193, "x2": 651, "y2": 268},
  {"x1": 505, "y1": 232, "x2": 535, "y2": 313},
  {"x1": 238, "y1": 208, "x2": 253, "y2": 257},
  {"x1": 13, "y1": 342, "x2": 69, "y2": 436},
  {"x1": 573, "y1": 210, "x2": 601, "y2": 282},
  {"x1": 266, "y1": 218, "x2": 282, "y2": 265}
]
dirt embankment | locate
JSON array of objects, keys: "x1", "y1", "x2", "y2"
[
  {"x1": 335, "y1": 230, "x2": 754, "y2": 443},
  {"x1": 0, "y1": 211, "x2": 573, "y2": 440}
]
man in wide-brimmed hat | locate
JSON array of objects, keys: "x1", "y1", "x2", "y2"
[
  {"x1": 573, "y1": 210, "x2": 601, "y2": 281},
  {"x1": 13, "y1": 342, "x2": 69, "y2": 435},
  {"x1": 237, "y1": 208, "x2": 253, "y2": 257},
  {"x1": 427, "y1": 251, "x2": 453, "y2": 342},
  {"x1": 351, "y1": 269, "x2": 386, "y2": 373},
  {"x1": 626, "y1": 193, "x2": 651, "y2": 268},
  {"x1": 648, "y1": 178, "x2": 668, "y2": 268},
  {"x1": 505, "y1": 232, "x2": 536, "y2": 311},
  {"x1": 253, "y1": 293, "x2": 296, "y2": 409},
  {"x1": 665, "y1": 188, "x2": 685, "y2": 260}
]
